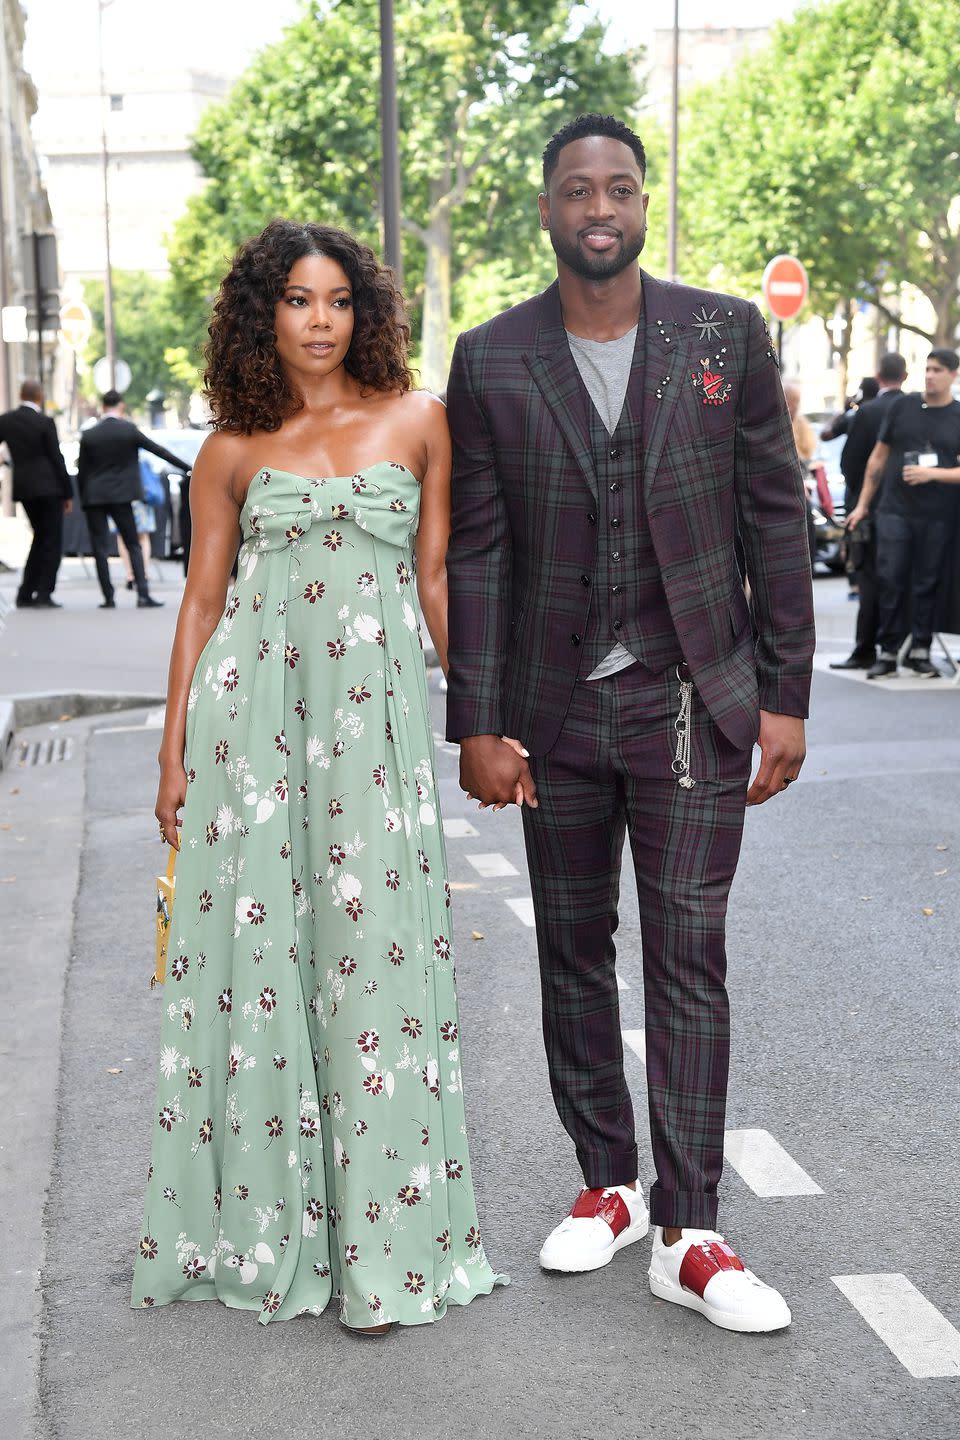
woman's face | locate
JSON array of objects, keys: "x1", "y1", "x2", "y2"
[{"x1": 273, "y1": 253, "x2": 355, "y2": 383}]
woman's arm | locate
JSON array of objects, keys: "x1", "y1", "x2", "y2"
[
  {"x1": 414, "y1": 394, "x2": 452, "y2": 676},
  {"x1": 156, "y1": 433, "x2": 244, "y2": 846}
]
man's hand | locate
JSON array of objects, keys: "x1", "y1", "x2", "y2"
[
  {"x1": 902, "y1": 465, "x2": 934, "y2": 486},
  {"x1": 460, "y1": 734, "x2": 538, "y2": 810},
  {"x1": 845, "y1": 503, "x2": 867, "y2": 531},
  {"x1": 746, "y1": 711, "x2": 806, "y2": 806}
]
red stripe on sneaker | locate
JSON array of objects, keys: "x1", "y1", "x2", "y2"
[
  {"x1": 678, "y1": 1241, "x2": 745, "y2": 1298},
  {"x1": 569, "y1": 1188, "x2": 631, "y2": 1237}
]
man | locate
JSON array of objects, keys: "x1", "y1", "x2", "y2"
[
  {"x1": 819, "y1": 377, "x2": 879, "y2": 441},
  {"x1": 445, "y1": 114, "x2": 814, "y2": 1334},
  {"x1": 846, "y1": 349, "x2": 960, "y2": 678},
  {"x1": 0, "y1": 380, "x2": 72, "y2": 608},
  {"x1": 830, "y1": 353, "x2": 908, "y2": 670},
  {"x1": 77, "y1": 390, "x2": 189, "y2": 608}
]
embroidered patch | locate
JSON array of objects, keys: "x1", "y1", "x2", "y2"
[{"x1": 691, "y1": 357, "x2": 733, "y2": 406}]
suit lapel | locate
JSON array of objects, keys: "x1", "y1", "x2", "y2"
[
  {"x1": 522, "y1": 282, "x2": 598, "y2": 500},
  {"x1": 638, "y1": 271, "x2": 696, "y2": 498}
]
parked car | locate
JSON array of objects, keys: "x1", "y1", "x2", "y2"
[{"x1": 140, "y1": 427, "x2": 210, "y2": 561}]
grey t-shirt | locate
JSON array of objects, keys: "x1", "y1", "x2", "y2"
[{"x1": 566, "y1": 325, "x2": 639, "y2": 680}]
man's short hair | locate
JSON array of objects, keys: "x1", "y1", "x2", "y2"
[
  {"x1": 877, "y1": 353, "x2": 907, "y2": 383},
  {"x1": 928, "y1": 347, "x2": 959, "y2": 373},
  {"x1": 100, "y1": 389, "x2": 123, "y2": 408},
  {"x1": 542, "y1": 113, "x2": 646, "y2": 187},
  {"x1": 20, "y1": 379, "x2": 43, "y2": 404}
]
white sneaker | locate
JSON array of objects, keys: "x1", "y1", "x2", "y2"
[
  {"x1": 648, "y1": 1227, "x2": 791, "y2": 1333},
  {"x1": 539, "y1": 1185, "x2": 650, "y2": 1273}
]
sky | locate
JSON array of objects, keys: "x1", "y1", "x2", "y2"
[{"x1": 24, "y1": 0, "x2": 803, "y2": 84}]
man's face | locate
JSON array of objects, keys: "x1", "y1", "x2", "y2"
[
  {"x1": 539, "y1": 135, "x2": 648, "y2": 283},
  {"x1": 924, "y1": 359, "x2": 956, "y2": 402}
]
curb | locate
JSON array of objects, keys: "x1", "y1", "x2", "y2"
[
  {"x1": 0, "y1": 698, "x2": 13, "y2": 770},
  {"x1": 2, "y1": 691, "x2": 166, "y2": 733}
]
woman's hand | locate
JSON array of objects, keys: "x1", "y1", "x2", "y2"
[{"x1": 156, "y1": 757, "x2": 187, "y2": 849}]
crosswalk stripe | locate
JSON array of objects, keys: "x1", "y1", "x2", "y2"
[
  {"x1": 616, "y1": 974, "x2": 629, "y2": 992},
  {"x1": 622, "y1": 1028, "x2": 646, "y2": 1063},
  {"x1": 442, "y1": 818, "x2": 479, "y2": 838},
  {"x1": 723, "y1": 1128, "x2": 823, "y2": 1196},
  {"x1": 506, "y1": 896, "x2": 536, "y2": 927},
  {"x1": 831, "y1": 1273, "x2": 960, "y2": 1378},
  {"x1": 465, "y1": 852, "x2": 520, "y2": 878}
]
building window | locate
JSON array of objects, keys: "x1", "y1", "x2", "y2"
[{"x1": 110, "y1": 94, "x2": 124, "y2": 111}]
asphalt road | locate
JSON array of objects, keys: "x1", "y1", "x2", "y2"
[{"x1": 26, "y1": 645, "x2": 960, "y2": 1440}]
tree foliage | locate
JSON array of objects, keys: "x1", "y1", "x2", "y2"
[
  {"x1": 653, "y1": 0, "x2": 960, "y2": 344},
  {"x1": 167, "y1": 0, "x2": 642, "y2": 388},
  {"x1": 81, "y1": 271, "x2": 195, "y2": 417}
]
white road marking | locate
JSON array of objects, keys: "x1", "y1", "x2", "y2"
[
  {"x1": 831, "y1": 1273, "x2": 960, "y2": 1378},
  {"x1": 616, "y1": 974, "x2": 629, "y2": 992},
  {"x1": 723, "y1": 1128, "x2": 823, "y2": 1196},
  {"x1": 442, "y1": 818, "x2": 479, "y2": 838},
  {"x1": 506, "y1": 896, "x2": 536, "y2": 927},
  {"x1": 622, "y1": 1028, "x2": 646, "y2": 1063},
  {"x1": 465, "y1": 852, "x2": 519, "y2": 878}
]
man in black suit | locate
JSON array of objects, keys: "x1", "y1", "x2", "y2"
[
  {"x1": 77, "y1": 390, "x2": 190, "y2": 609},
  {"x1": 829, "y1": 352, "x2": 907, "y2": 669},
  {"x1": 0, "y1": 379, "x2": 73, "y2": 608}
]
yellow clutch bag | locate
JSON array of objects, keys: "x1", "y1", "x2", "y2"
[{"x1": 152, "y1": 846, "x2": 177, "y2": 988}]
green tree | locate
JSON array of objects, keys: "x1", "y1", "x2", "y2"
[
  {"x1": 656, "y1": 0, "x2": 960, "y2": 357},
  {"x1": 168, "y1": 0, "x2": 642, "y2": 389},
  {"x1": 82, "y1": 270, "x2": 196, "y2": 418}
]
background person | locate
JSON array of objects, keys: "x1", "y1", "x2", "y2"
[
  {"x1": 846, "y1": 348, "x2": 960, "y2": 678},
  {"x1": 76, "y1": 390, "x2": 189, "y2": 609},
  {"x1": 0, "y1": 379, "x2": 73, "y2": 608},
  {"x1": 829, "y1": 353, "x2": 907, "y2": 669}
]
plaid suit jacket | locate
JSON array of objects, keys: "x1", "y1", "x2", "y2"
[{"x1": 444, "y1": 272, "x2": 815, "y2": 755}]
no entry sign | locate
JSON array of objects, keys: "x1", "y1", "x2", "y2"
[{"x1": 761, "y1": 255, "x2": 808, "y2": 321}]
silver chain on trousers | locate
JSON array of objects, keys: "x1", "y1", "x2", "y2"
[{"x1": 672, "y1": 665, "x2": 697, "y2": 789}]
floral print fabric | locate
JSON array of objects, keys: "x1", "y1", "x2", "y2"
[{"x1": 132, "y1": 463, "x2": 505, "y2": 1327}]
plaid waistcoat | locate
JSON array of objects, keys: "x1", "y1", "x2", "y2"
[{"x1": 578, "y1": 319, "x2": 683, "y2": 677}]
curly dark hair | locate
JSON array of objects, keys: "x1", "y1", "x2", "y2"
[{"x1": 204, "y1": 220, "x2": 413, "y2": 433}]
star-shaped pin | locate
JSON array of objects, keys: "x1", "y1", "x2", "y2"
[{"x1": 691, "y1": 306, "x2": 724, "y2": 342}]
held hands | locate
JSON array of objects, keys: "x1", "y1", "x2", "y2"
[
  {"x1": 459, "y1": 734, "x2": 538, "y2": 812},
  {"x1": 156, "y1": 757, "x2": 187, "y2": 848},
  {"x1": 746, "y1": 711, "x2": 806, "y2": 806}
]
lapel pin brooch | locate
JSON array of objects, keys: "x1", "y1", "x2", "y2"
[{"x1": 691, "y1": 306, "x2": 725, "y2": 342}]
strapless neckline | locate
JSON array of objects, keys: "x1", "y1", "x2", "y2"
[{"x1": 246, "y1": 461, "x2": 419, "y2": 488}]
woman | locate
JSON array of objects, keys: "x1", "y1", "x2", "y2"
[
  {"x1": 116, "y1": 461, "x2": 158, "y2": 590},
  {"x1": 132, "y1": 220, "x2": 506, "y2": 1331}
]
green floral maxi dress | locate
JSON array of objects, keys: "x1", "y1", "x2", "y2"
[{"x1": 132, "y1": 464, "x2": 506, "y2": 1327}]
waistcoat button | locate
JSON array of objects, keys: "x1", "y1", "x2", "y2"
[
  {"x1": 610, "y1": 482, "x2": 621, "y2": 493},
  {"x1": 587, "y1": 512, "x2": 596, "y2": 525},
  {"x1": 571, "y1": 633, "x2": 581, "y2": 646},
  {"x1": 610, "y1": 517, "x2": 621, "y2": 528},
  {"x1": 613, "y1": 619, "x2": 622, "y2": 631},
  {"x1": 609, "y1": 446, "x2": 621, "y2": 460},
  {"x1": 580, "y1": 574, "x2": 591, "y2": 587},
  {"x1": 611, "y1": 550, "x2": 621, "y2": 561}
]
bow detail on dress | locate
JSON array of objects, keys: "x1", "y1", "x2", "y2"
[{"x1": 240, "y1": 464, "x2": 420, "y2": 554}]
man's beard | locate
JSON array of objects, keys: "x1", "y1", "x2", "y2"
[{"x1": 549, "y1": 225, "x2": 646, "y2": 281}]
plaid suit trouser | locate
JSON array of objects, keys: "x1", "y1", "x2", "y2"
[{"x1": 521, "y1": 661, "x2": 752, "y2": 1229}]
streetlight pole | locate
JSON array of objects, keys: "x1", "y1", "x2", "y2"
[
  {"x1": 378, "y1": 0, "x2": 403, "y2": 287},
  {"x1": 97, "y1": 0, "x2": 116, "y2": 389},
  {"x1": 667, "y1": 0, "x2": 680, "y2": 282}
]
